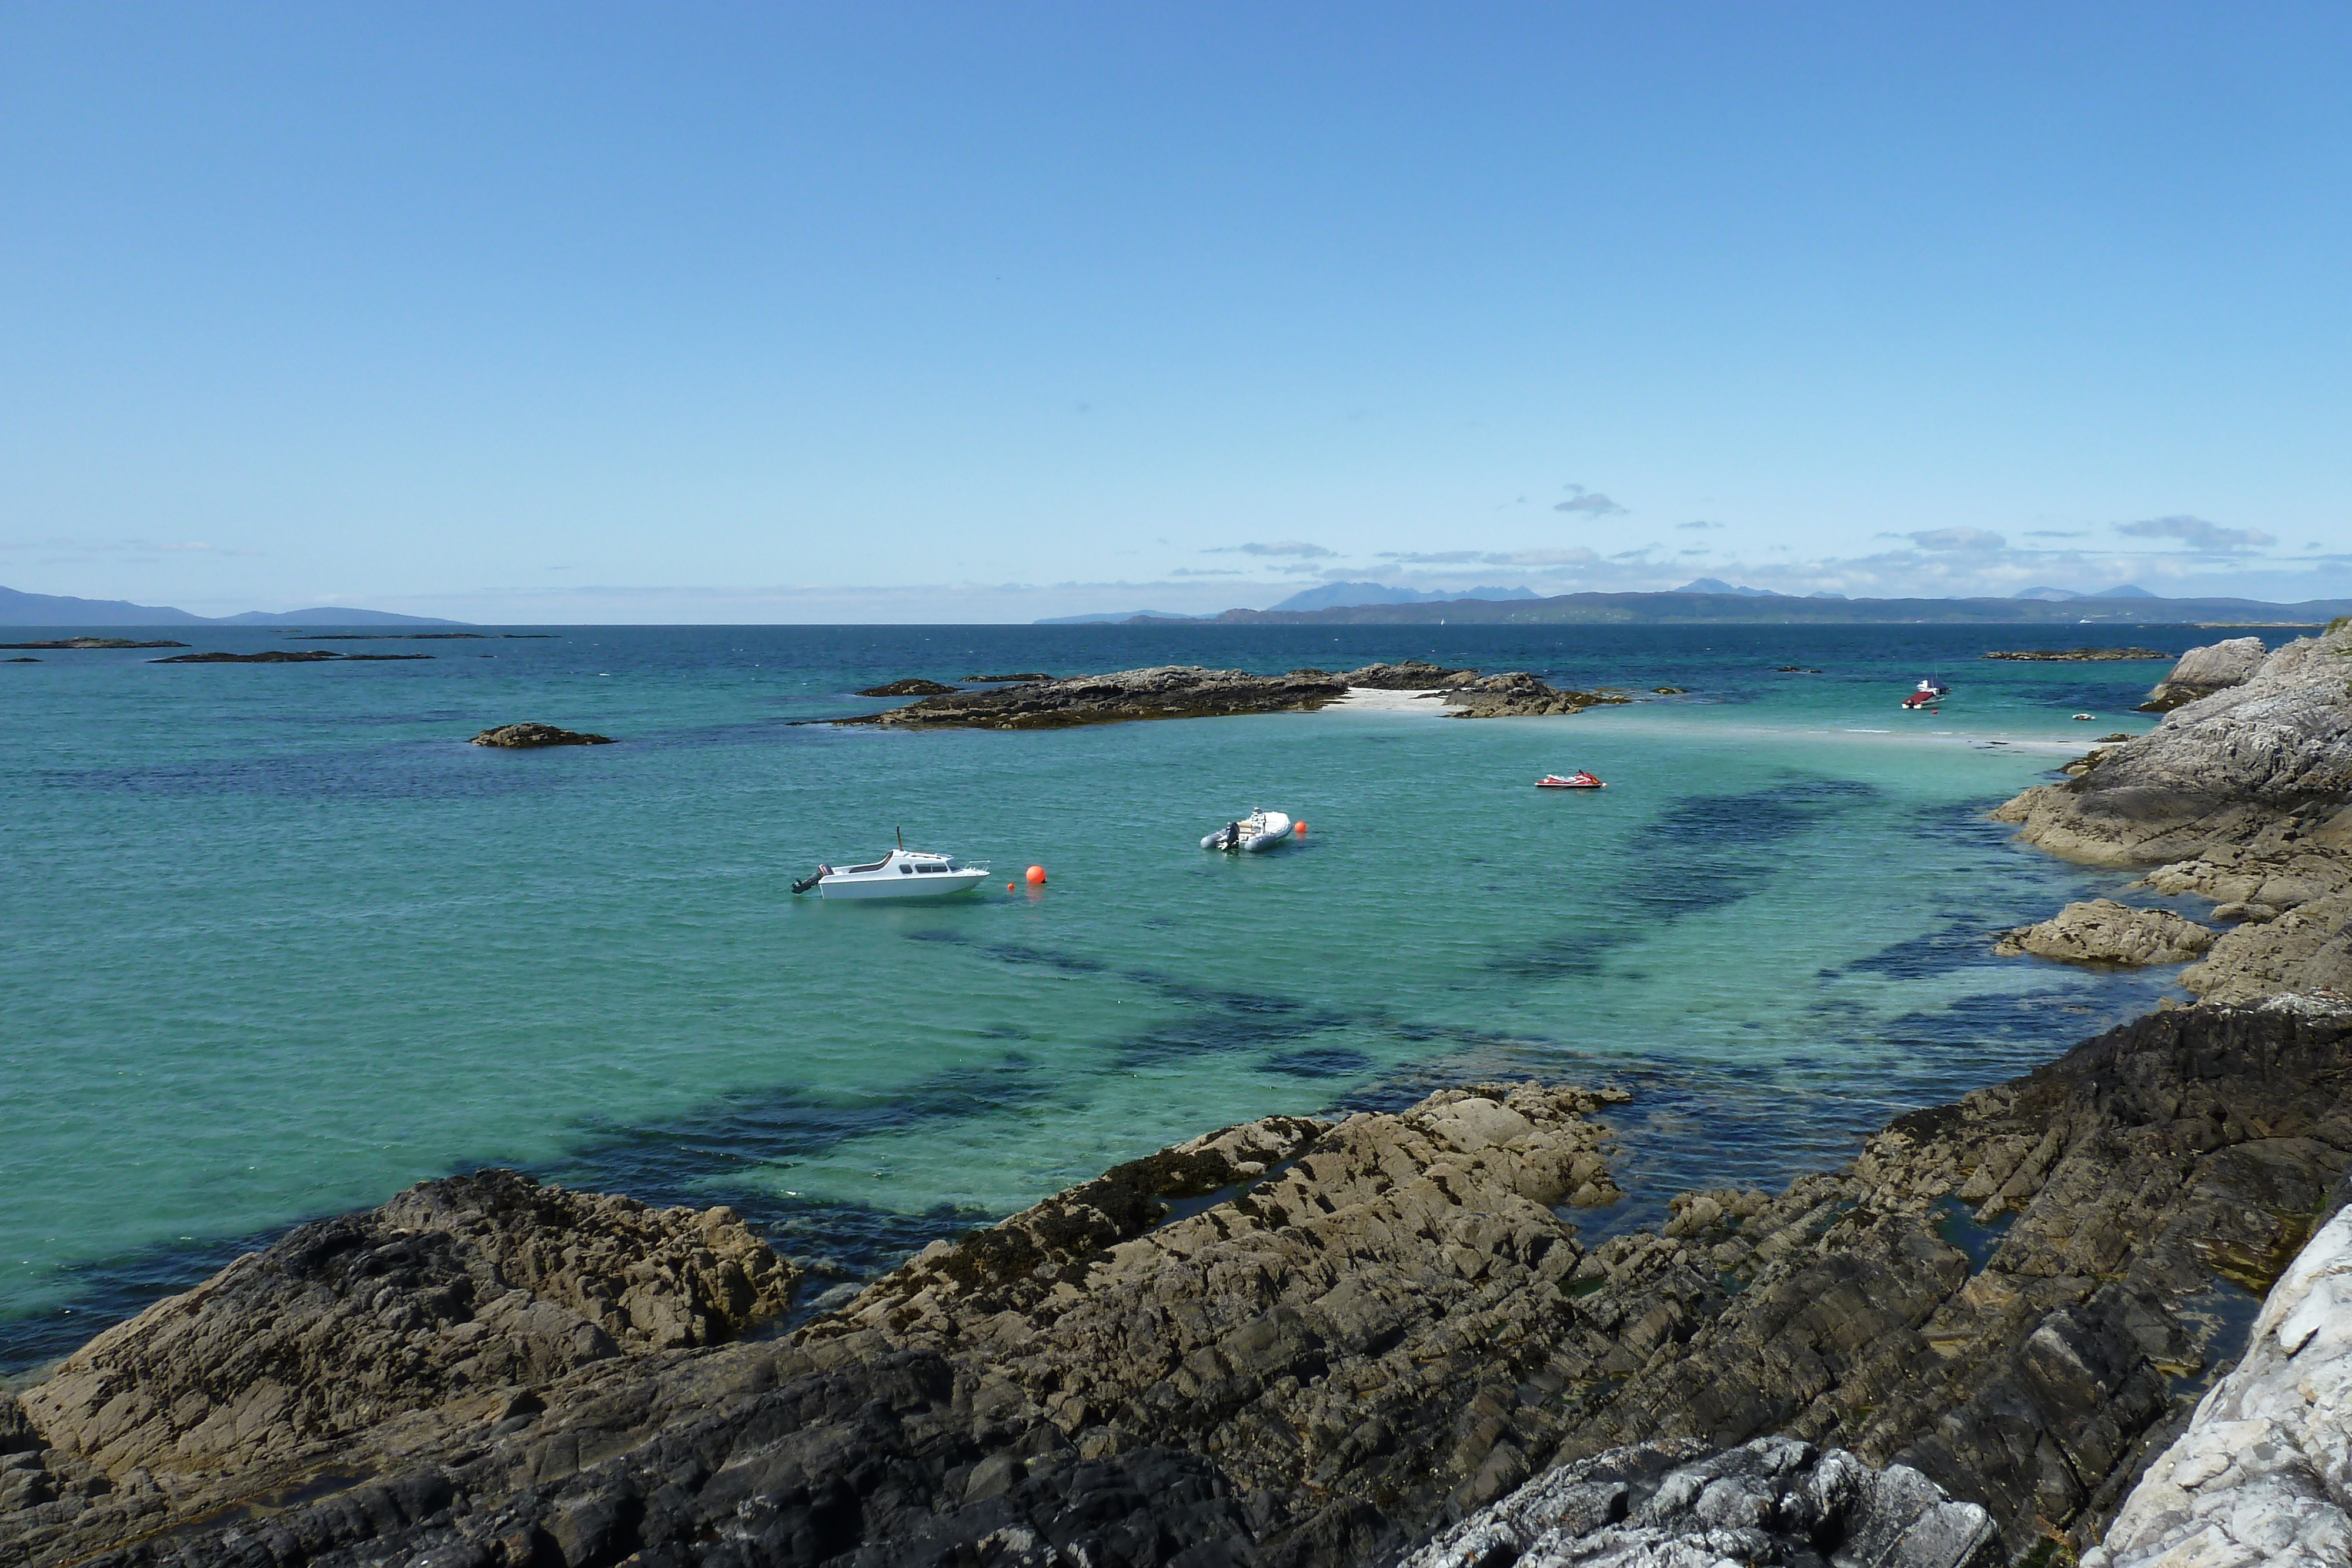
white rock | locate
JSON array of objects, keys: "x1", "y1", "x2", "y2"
[{"x1": 2091, "y1": 1205, "x2": 2352, "y2": 1568}]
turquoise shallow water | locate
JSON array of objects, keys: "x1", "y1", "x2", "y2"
[{"x1": 1, "y1": 623, "x2": 2199, "y2": 1367}]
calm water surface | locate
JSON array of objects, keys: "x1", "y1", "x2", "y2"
[{"x1": 1, "y1": 622, "x2": 2208, "y2": 1367}]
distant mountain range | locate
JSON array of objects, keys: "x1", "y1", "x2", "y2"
[
  {"x1": 1672, "y1": 578, "x2": 2164, "y2": 602},
  {"x1": 1267, "y1": 581, "x2": 1541, "y2": 612},
  {"x1": 1038, "y1": 580, "x2": 2223, "y2": 626},
  {"x1": 1037, "y1": 582, "x2": 1543, "y2": 624},
  {"x1": 0, "y1": 584, "x2": 462, "y2": 627},
  {"x1": 1202, "y1": 586, "x2": 2347, "y2": 627}
]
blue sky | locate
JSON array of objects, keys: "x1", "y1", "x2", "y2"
[{"x1": 3, "y1": 3, "x2": 2347, "y2": 620}]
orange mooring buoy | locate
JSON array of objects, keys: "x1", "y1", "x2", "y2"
[
  {"x1": 1026, "y1": 865, "x2": 1047, "y2": 885},
  {"x1": 1006, "y1": 882, "x2": 1015, "y2": 892},
  {"x1": 1294, "y1": 821, "x2": 1308, "y2": 835}
]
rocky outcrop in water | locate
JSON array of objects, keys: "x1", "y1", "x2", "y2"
[
  {"x1": 1994, "y1": 898, "x2": 2217, "y2": 965},
  {"x1": 853, "y1": 678, "x2": 958, "y2": 697},
  {"x1": 6, "y1": 1006, "x2": 2347, "y2": 1566},
  {"x1": 151, "y1": 650, "x2": 434, "y2": 664},
  {"x1": 1402, "y1": 1436, "x2": 2000, "y2": 1568},
  {"x1": 470, "y1": 723, "x2": 616, "y2": 747},
  {"x1": 1981, "y1": 648, "x2": 2172, "y2": 661},
  {"x1": 2137, "y1": 637, "x2": 2267, "y2": 711},
  {"x1": 152, "y1": 650, "x2": 346, "y2": 663},
  {"x1": 2087, "y1": 1180, "x2": 2352, "y2": 1568},
  {"x1": 831, "y1": 664, "x2": 1351, "y2": 729},
  {"x1": 0, "y1": 638, "x2": 188, "y2": 650},
  {"x1": 1994, "y1": 621, "x2": 2352, "y2": 1004},
  {"x1": 1333, "y1": 661, "x2": 1481, "y2": 690},
  {"x1": 1439, "y1": 672, "x2": 1629, "y2": 718},
  {"x1": 827, "y1": 663, "x2": 1636, "y2": 728}
]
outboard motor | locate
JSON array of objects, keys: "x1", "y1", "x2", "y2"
[{"x1": 791, "y1": 865, "x2": 831, "y2": 894}]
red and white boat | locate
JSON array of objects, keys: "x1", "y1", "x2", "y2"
[
  {"x1": 1536, "y1": 771, "x2": 1605, "y2": 790},
  {"x1": 1901, "y1": 678, "x2": 1949, "y2": 710}
]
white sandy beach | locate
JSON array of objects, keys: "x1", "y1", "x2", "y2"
[{"x1": 1320, "y1": 686, "x2": 1451, "y2": 713}]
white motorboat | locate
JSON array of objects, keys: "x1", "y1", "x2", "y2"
[
  {"x1": 1201, "y1": 808, "x2": 1293, "y2": 853},
  {"x1": 794, "y1": 845, "x2": 991, "y2": 900}
]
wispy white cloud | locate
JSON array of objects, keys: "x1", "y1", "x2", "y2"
[
  {"x1": 1379, "y1": 548, "x2": 1600, "y2": 567},
  {"x1": 2115, "y1": 514, "x2": 2276, "y2": 553},
  {"x1": 1553, "y1": 484, "x2": 1626, "y2": 518},
  {"x1": 1907, "y1": 527, "x2": 2006, "y2": 552},
  {"x1": 1204, "y1": 540, "x2": 1338, "y2": 559}
]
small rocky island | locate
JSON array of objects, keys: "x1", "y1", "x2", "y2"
[
  {"x1": 152, "y1": 650, "x2": 435, "y2": 664},
  {"x1": 0, "y1": 638, "x2": 189, "y2": 650},
  {"x1": 470, "y1": 723, "x2": 616, "y2": 747},
  {"x1": 854, "y1": 677, "x2": 960, "y2": 697},
  {"x1": 1978, "y1": 647, "x2": 2171, "y2": 661},
  {"x1": 831, "y1": 661, "x2": 1630, "y2": 729}
]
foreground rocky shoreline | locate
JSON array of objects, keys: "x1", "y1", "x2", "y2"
[{"x1": 6, "y1": 998, "x2": 2350, "y2": 1567}]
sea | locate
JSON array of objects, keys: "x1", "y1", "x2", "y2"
[{"x1": 0, "y1": 621, "x2": 2220, "y2": 1371}]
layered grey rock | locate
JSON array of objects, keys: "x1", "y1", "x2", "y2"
[
  {"x1": 7, "y1": 1009, "x2": 2350, "y2": 1566},
  {"x1": 1994, "y1": 623, "x2": 2352, "y2": 865},
  {"x1": 2087, "y1": 1202, "x2": 2352, "y2": 1568},
  {"x1": 1, "y1": 1171, "x2": 794, "y2": 1566},
  {"x1": 2139, "y1": 636, "x2": 2267, "y2": 712},
  {"x1": 1994, "y1": 621, "x2": 2352, "y2": 1003},
  {"x1": 1404, "y1": 1437, "x2": 2000, "y2": 1568},
  {"x1": 1995, "y1": 898, "x2": 2217, "y2": 965}
]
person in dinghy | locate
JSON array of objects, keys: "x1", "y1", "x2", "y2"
[{"x1": 1536, "y1": 771, "x2": 1605, "y2": 789}]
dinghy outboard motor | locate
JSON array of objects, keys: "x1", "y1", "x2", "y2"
[{"x1": 791, "y1": 864, "x2": 831, "y2": 894}]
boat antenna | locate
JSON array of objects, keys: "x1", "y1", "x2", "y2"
[{"x1": 896, "y1": 825, "x2": 904, "y2": 850}]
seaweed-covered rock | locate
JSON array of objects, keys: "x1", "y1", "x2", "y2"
[
  {"x1": 855, "y1": 678, "x2": 958, "y2": 697},
  {"x1": 831, "y1": 665, "x2": 1352, "y2": 730},
  {"x1": 1441, "y1": 671, "x2": 1629, "y2": 718}
]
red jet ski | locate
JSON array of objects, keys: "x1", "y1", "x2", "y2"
[{"x1": 1536, "y1": 771, "x2": 1605, "y2": 789}]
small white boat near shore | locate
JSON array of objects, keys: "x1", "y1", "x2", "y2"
[
  {"x1": 1201, "y1": 809, "x2": 1292, "y2": 853},
  {"x1": 794, "y1": 841, "x2": 991, "y2": 900}
]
